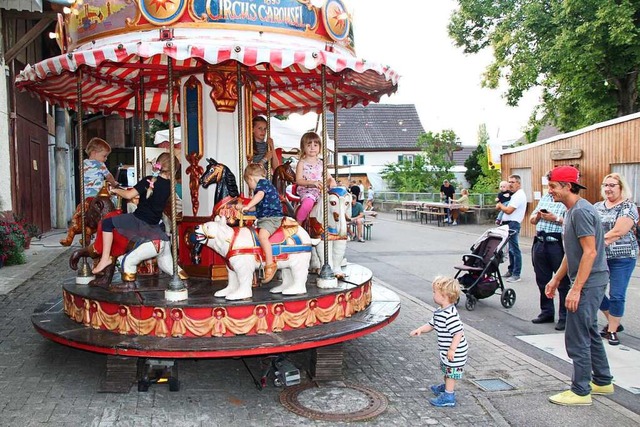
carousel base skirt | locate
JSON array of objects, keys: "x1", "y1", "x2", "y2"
[{"x1": 32, "y1": 264, "x2": 400, "y2": 358}]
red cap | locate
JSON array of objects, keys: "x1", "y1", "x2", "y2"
[{"x1": 548, "y1": 166, "x2": 586, "y2": 189}]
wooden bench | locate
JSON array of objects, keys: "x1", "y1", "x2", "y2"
[
  {"x1": 420, "y1": 210, "x2": 447, "y2": 226},
  {"x1": 394, "y1": 207, "x2": 418, "y2": 221},
  {"x1": 349, "y1": 220, "x2": 374, "y2": 240}
]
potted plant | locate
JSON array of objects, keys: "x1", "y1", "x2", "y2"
[
  {"x1": 12, "y1": 213, "x2": 41, "y2": 249},
  {"x1": 0, "y1": 218, "x2": 27, "y2": 266}
]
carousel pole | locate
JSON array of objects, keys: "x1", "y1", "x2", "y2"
[
  {"x1": 333, "y1": 87, "x2": 339, "y2": 182},
  {"x1": 75, "y1": 69, "x2": 94, "y2": 284},
  {"x1": 165, "y1": 57, "x2": 188, "y2": 302},
  {"x1": 318, "y1": 65, "x2": 337, "y2": 287},
  {"x1": 138, "y1": 72, "x2": 147, "y2": 183},
  {"x1": 237, "y1": 63, "x2": 245, "y2": 195},
  {"x1": 266, "y1": 78, "x2": 271, "y2": 177}
]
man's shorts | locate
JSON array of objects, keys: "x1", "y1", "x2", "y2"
[
  {"x1": 440, "y1": 361, "x2": 465, "y2": 380},
  {"x1": 258, "y1": 217, "x2": 283, "y2": 235}
]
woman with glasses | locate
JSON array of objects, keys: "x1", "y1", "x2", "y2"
[{"x1": 594, "y1": 173, "x2": 639, "y2": 346}]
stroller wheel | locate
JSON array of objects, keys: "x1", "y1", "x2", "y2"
[
  {"x1": 501, "y1": 288, "x2": 516, "y2": 308},
  {"x1": 465, "y1": 295, "x2": 477, "y2": 311}
]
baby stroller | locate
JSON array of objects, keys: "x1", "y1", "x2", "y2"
[{"x1": 454, "y1": 225, "x2": 516, "y2": 311}]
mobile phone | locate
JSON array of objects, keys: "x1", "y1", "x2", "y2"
[{"x1": 540, "y1": 209, "x2": 549, "y2": 213}]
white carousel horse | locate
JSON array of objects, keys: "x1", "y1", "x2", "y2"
[
  {"x1": 193, "y1": 216, "x2": 314, "y2": 300},
  {"x1": 308, "y1": 187, "x2": 351, "y2": 284}
]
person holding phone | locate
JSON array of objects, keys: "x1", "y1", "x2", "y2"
[{"x1": 529, "y1": 192, "x2": 570, "y2": 330}]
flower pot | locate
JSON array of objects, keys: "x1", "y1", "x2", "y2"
[{"x1": 24, "y1": 236, "x2": 31, "y2": 250}]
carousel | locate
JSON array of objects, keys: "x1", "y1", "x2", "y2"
[{"x1": 18, "y1": 0, "x2": 400, "y2": 392}]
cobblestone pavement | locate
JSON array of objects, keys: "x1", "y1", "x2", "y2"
[{"x1": 0, "y1": 235, "x2": 639, "y2": 426}]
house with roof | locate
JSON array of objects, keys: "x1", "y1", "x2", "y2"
[{"x1": 327, "y1": 104, "x2": 474, "y2": 190}]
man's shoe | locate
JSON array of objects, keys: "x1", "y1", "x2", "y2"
[
  {"x1": 549, "y1": 390, "x2": 592, "y2": 406},
  {"x1": 532, "y1": 315, "x2": 554, "y2": 324},
  {"x1": 555, "y1": 320, "x2": 566, "y2": 331},
  {"x1": 358, "y1": 238, "x2": 365, "y2": 243},
  {"x1": 262, "y1": 263, "x2": 278, "y2": 284},
  {"x1": 452, "y1": 221, "x2": 458, "y2": 225},
  {"x1": 506, "y1": 276, "x2": 521, "y2": 282},
  {"x1": 599, "y1": 324, "x2": 624, "y2": 337},
  {"x1": 429, "y1": 391, "x2": 456, "y2": 407},
  {"x1": 503, "y1": 271, "x2": 513, "y2": 278},
  {"x1": 430, "y1": 383, "x2": 446, "y2": 396},
  {"x1": 590, "y1": 382, "x2": 614, "y2": 395},
  {"x1": 605, "y1": 332, "x2": 620, "y2": 346}
]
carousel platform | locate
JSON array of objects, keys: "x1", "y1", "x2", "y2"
[{"x1": 32, "y1": 264, "x2": 400, "y2": 359}]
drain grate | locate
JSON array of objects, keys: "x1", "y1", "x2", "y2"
[{"x1": 472, "y1": 378, "x2": 515, "y2": 392}]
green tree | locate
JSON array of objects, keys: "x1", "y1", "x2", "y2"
[
  {"x1": 416, "y1": 130, "x2": 458, "y2": 190},
  {"x1": 469, "y1": 124, "x2": 501, "y2": 194},
  {"x1": 381, "y1": 155, "x2": 432, "y2": 192},
  {"x1": 463, "y1": 146, "x2": 483, "y2": 188},
  {"x1": 449, "y1": 0, "x2": 640, "y2": 132}
]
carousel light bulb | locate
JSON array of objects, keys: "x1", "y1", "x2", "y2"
[
  {"x1": 63, "y1": 6, "x2": 71, "y2": 14},
  {"x1": 310, "y1": 0, "x2": 325, "y2": 8},
  {"x1": 49, "y1": 32, "x2": 59, "y2": 40}
]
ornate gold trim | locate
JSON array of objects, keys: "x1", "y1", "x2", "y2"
[{"x1": 62, "y1": 284, "x2": 372, "y2": 337}]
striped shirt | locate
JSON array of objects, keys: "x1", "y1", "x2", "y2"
[{"x1": 428, "y1": 305, "x2": 468, "y2": 367}]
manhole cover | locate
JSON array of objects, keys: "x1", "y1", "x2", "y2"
[
  {"x1": 472, "y1": 378, "x2": 515, "y2": 392},
  {"x1": 280, "y1": 382, "x2": 388, "y2": 421}
]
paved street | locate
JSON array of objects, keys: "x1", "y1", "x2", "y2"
[{"x1": 0, "y1": 224, "x2": 638, "y2": 426}]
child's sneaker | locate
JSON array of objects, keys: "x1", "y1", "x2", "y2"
[
  {"x1": 495, "y1": 220, "x2": 502, "y2": 225},
  {"x1": 429, "y1": 391, "x2": 456, "y2": 407},
  {"x1": 430, "y1": 383, "x2": 445, "y2": 396}
]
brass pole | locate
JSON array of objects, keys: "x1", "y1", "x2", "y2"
[
  {"x1": 266, "y1": 78, "x2": 271, "y2": 177},
  {"x1": 139, "y1": 70, "x2": 146, "y2": 182},
  {"x1": 167, "y1": 57, "x2": 185, "y2": 293},
  {"x1": 76, "y1": 69, "x2": 93, "y2": 280},
  {"x1": 237, "y1": 63, "x2": 245, "y2": 194},
  {"x1": 333, "y1": 87, "x2": 339, "y2": 182},
  {"x1": 319, "y1": 65, "x2": 333, "y2": 280}
]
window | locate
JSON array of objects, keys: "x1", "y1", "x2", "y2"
[
  {"x1": 342, "y1": 154, "x2": 364, "y2": 166},
  {"x1": 611, "y1": 163, "x2": 640, "y2": 204},
  {"x1": 511, "y1": 168, "x2": 532, "y2": 202},
  {"x1": 398, "y1": 154, "x2": 414, "y2": 163}
]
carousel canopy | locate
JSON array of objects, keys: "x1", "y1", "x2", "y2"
[{"x1": 15, "y1": 38, "x2": 399, "y2": 120}]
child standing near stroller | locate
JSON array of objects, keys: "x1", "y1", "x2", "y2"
[
  {"x1": 411, "y1": 276, "x2": 469, "y2": 407},
  {"x1": 495, "y1": 180, "x2": 513, "y2": 225}
]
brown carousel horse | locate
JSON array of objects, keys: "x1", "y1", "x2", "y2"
[{"x1": 272, "y1": 159, "x2": 297, "y2": 217}]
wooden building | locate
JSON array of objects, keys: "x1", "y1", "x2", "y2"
[{"x1": 501, "y1": 112, "x2": 640, "y2": 238}]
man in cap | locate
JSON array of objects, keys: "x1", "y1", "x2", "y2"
[{"x1": 545, "y1": 166, "x2": 613, "y2": 406}]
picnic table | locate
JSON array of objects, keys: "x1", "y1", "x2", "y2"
[{"x1": 420, "y1": 201, "x2": 464, "y2": 226}]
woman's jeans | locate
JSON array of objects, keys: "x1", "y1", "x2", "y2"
[{"x1": 600, "y1": 257, "x2": 636, "y2": 317}]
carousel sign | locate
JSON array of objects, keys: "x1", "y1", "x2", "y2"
[
  {"x1": 62, "y1": 0, "x2": 353, "y2": 52},
  {"x1": 197, "y1": 0, "x2": 318, "y2": 31}
]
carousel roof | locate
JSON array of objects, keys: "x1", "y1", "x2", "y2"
[{"x1": 15, "y1": 39, "x2": 399, "y2": 120}]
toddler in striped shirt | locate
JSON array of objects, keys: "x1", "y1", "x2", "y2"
[{"x1": 411, "y1": 276, "x2": 468, "y2": 407}]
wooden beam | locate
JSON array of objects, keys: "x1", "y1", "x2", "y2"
[{"x1": 4, "y1": 16, "x2": 55, "y2": 64}]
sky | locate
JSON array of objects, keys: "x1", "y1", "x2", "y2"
[{"x1": 338, "y1": 0, "x2": 540, "y2": 146}]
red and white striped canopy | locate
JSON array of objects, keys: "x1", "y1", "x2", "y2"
[{"x1": 16, "y1": 40, "x2": 399, "y2": 119}]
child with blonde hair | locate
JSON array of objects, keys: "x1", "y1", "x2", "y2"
[
  {"x1": 92, "y1": 152, "x2": 175, "y2": 274},
  {"x1": 410, "y1": 276, "x2": 469, "y2": 407},
  {"x1": 84, "y1": 137, "x2": 118, "y2": 197},
  {"x1": 295, "y1": 131, "x2": 336, "y2": 224},
  {"x1": 495, "y1": 180, "x2": 512, "y2": 225},
  {"x1": 237, "y1": 163, "x2": 283, "y2": 284}
]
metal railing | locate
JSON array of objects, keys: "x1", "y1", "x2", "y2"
[{"x1": 376, "y1": 192, "x2": 498, "y2": 208}]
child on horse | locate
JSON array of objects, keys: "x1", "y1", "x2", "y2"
[
  {"x1": 84, "y1": 137, "x2": 119, "y2": 197},
  {"x1": 237, "y1": 163, "x2": 283, "y2": 284},
  {"x1": 92, "y1": 152, "x2": 175, "y2": 275},
  {"x1": 295, "y1": 131, "x2": 336, "y2": 224}
]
